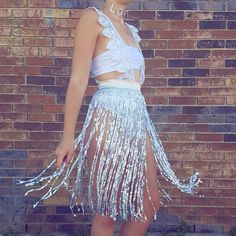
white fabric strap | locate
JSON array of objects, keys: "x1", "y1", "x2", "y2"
[{"x1": 96, "y1": 79, "x2": 141, "y2": 90}]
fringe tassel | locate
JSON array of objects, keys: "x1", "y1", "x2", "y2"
[{"x1": 16, "y1": 86, "x2": 204, "y2": 223}]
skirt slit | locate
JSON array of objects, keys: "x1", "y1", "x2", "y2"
[{"x1": 16, "y1": 85, "x2": 204, "y2": 223}]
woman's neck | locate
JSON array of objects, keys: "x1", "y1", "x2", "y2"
[{"x1": 102, "y1": 2, "x2": 127, "y2": 23}]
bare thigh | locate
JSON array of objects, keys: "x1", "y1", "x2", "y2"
[
  {"x1": 126, "y1": 129, "x2": 161, "y2": 224},
  {"x1": 83, "y1": 108, "x2": 160, "y2": 223}
]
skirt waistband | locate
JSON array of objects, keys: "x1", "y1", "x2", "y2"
[{"x1": 96, "y1": 79, "x2": 141, "y2": 91}]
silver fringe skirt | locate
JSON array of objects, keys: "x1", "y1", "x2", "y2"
[{"x1": 16, "y1": 80, "x2": 204, "y2": 223}]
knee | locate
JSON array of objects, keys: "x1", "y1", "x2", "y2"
[{"x1": 93, "y1": 214, "x2": 116, "y2": 227}]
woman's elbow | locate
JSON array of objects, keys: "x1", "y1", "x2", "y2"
[{"x1": 69, "y1": 76, "x2": 88, "y2": 92}]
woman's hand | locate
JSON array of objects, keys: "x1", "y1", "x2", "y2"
[{"x1": 55, "y1": 138, "x2": 74, "y2": 169}]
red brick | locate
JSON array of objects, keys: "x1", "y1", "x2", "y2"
[
  {"x1": 0, "y1": 0, "x2": 27, "y2": 7},
  {"x1": 24, "y1": 38, "x2": 52, "y2": 47},
  {"x1": 54, "y1": 18, "x2": 78, "y2": 28},
  {"x1": 14, "y1": 85, "x2": 42, "y2": 94},
  {"x1": 210, "y1": 179, "x2": 236, "y2": 188},
  {"x1": 168, "y1": 151, "x2": 196, "y2": 161},
  {"x1": 210, "y1": 216, "x2": 234, "y2": 225},
  {"x1": 0, "y1": 66, "x2": 12, "y2": 74},
  {"x1": 141, "y1": 20, "x2": 169, "y2": 29},
  {"x1": 15, "y1": 141, "x2": 58, "y2": 149},
  {"x1": 181, "y1": 195, "x2": 210, "y2": 206},
  {"x1": 209, "y1": 198, "x2": 236, "y2": 207},
  {"x1": 42, "y1": 104, "x2": 64, "y2": 113},
  {"x1": 184, "y1": 30, "x2": 212, "y2": 38},
  {"x1": 210, "y1": 88, "x2": 236, "y2": 96},
  {"x1": 185, "y1": 12, "x2": 212, "y2": 20},
  {"x1": 0, "y1": 132, "x2": 28, "y2": 140},
  {"x1": 212, "y1": 50, "x2": 236, "y2": 58},
  {"x1": 195, "y1": 207, "x2": 224, "y2": 216},
  {"x1": 11, "y1": 46, "x2": 39, "y2": 57},
  {"x1": 145, "y1": 59, "x2": 167, "y2": 69},
  {"x1": 213, "y1": 30, "x2": 236, "y2": 38},
  {"x1": 15, "y1": 159, "x2": 43, "y2": 168},
  {"x1": 0, "y1": 112, "x2": 27, "y2": 121},
  {"x1": 143, "y1": 96, "x2": 168, "y2": 105},
  {"x1": 223, "y1": 169, "x2": 236, "y2": 178},
  {"x1": 211, "y1": 68, "x2": 236, "y2": 77},
  {"x1": 0, "y1": 9, "x2": 11, "y2": 17},
  {"x1": 0, "y1": 141, "x2": 13, "y2": 148},
  {"x1": 0, "y1": 57, "x2": 24, "y2": 65},
  {"x1": 170, "y1": 20, "x2": 198, "y2": 29},
  {"x1": 0, "y1": 104, "x2": 13, "y2": 112},
  {"x1": 169, "y1": 96, "x2": 196, "y2": 105},
  {"x1": 155, "y1": 49, "x2": 182, "y2": 58},
  {"x1": 12, "y1": 8, "x2": 41, "y2": 17},
  {"x1": 224, "y1": 152, "x2": 236, "y2": 161},
  {"x1": 197, "y1": 97, "x2": 225, "y2": 105},
  {"x1": 13, "y1": 66, "x2": 41, "y2": 76},
  {"x1": 27, "y1": 94, "x2": 55, "y2": 104},
  {"x1": 0, "y1": 28, "x2": 11, "y2": 36},
  {"x1": 161, "y1": 133, "x2": 195, "y2": 142},
  {"x1": 197, "y1": 58, "x2": 224, "y2": 68},
  {"x1": 168, "y1": 40, "x2": 195, "y2": 49},
  {"x1": 197, "y1": 77, "x2": 225, "y2": 86},
  {"x1": 0, "y1": 84, "x2": 13, "y2": 93},
  {"x1": 26, "y1": 57, "x2": 53, "y2": 66},
  {"x1": 195, "y1": 134, "x2": 224, "y2": 142},
  {"x1": 182, "y1": 143, "x2": 208, "y2": 152},
  {"x1": 157, "y1": 29, "x2": 183, "y2": 39},
  {"x1": 28, "y1": 113, "x2": 56, "y2": 122},
  {"x1": 181, "y1": 88, "x2": 209, "y2": 96},
  {"x1": 154, "y1": 68, "x2": 181, "y2": 77},
  {"x1": 0, "y1": 94, "x2": 25, "y2": 103},
  {"x1": 200, "y1": 169, "x2": 223, "y2": 178},
  {"x1": 182, "y1": 215, "x2": 209, "y2": 224},
  {"x1": 168, "y1": 114, "x2": 196, "y2": 123},
  {"x1": 196, "y1": 152, "x2": 224, "y2": 161},
  {"x1": 209, "y1": 143, "x2": 236, "y2": 151},
  {"x1": 168, "y1": 206, "x2": 195, "y2": 215},
  {"x1": 0, "y1": 37, "x2": 23, "y2": 46},
  {"x1": 14, "y1": 104, "x2": 42, "y2": 112},
  {"x1": 182, "y1": 160, "x2": 209, "y2": 169},
  {"x1": 209, "y1": 161, "x2": 235, "y2": 170},
  {"x1": 141, "y1": 39, "x2": 167, "y2": 49},
  {"x1": 28, "y1": 0, "x2": 55, "y2": 8}
]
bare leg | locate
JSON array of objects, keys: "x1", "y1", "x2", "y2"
[
  {"x1": 119, "y1": 131, "x2": 161, "y2": 236},
  {"x1": 90, "y1": 214, "x2": 116, "y2": 236},
  {"x1": 85, "y1": 110, "x2": 160, "y2": 236},
  {"x1": 86, "y1": 110, "x2": 117, "y2": 236}
]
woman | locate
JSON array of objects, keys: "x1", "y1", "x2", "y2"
[{"x1": 17, "y1": 0, "x2": 203, "y2": 235}]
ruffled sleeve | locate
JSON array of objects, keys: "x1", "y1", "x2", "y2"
[
  {"x1": 90, "y1": 7, "x2": 124, "y2": 50},
  {"x1": 127, "y1": 24, "x2": 142, "y2": 43}
]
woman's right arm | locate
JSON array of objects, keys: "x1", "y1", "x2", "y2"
[{"x1": 55, "y1": 8, "x2": 100, "y2": 169}]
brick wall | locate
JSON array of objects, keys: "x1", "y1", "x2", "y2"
[{"x1": 0, "y1": 0, "x2": 235, "y2": 234}]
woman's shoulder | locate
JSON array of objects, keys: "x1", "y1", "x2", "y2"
[
  {"x1": 75, "y1": 7, "x2": 102, "y2": 31},
  {"x1": 79, "y1": 6, "x2": 102, "y2": 19},
  {"x1": 79, "y1": 7, "x2": 100, "y2": 20}
]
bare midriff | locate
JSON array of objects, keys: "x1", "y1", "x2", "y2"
[{"x1": 94, "y1": 70, "x2": 142, "y2": 85}]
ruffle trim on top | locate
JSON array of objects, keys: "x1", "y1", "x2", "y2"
[
  {"x1": 92, "y1": 7, "x2": 124, "y2": 50},
  {"x1": 127, "y1": 24, "x2": 142, "y2": 43},
  {"x1": 90, "y1": 7, "x2": 145, "y2": 84}
]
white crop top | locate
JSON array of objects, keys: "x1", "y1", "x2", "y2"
[{"x1": 88, "y1": 7, "x2": 145, "y2": 85}]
